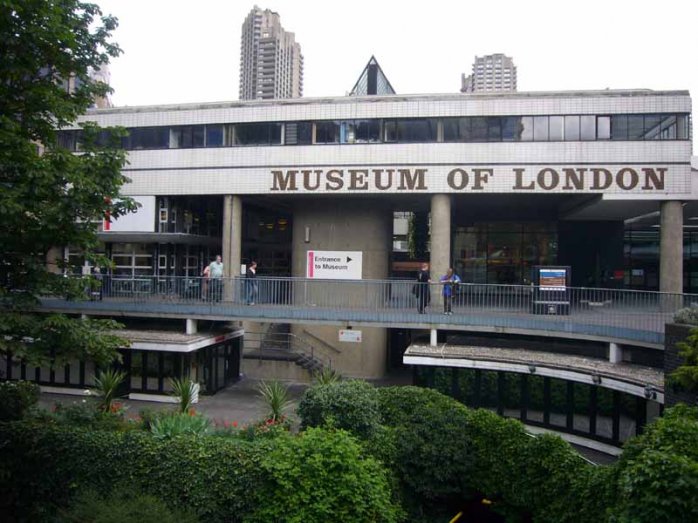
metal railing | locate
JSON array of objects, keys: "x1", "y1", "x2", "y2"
[
  {"x1": 45, "y1": 275, "x2": 696, "y2": 341},
  {"x1": 244, "y1": 330, "x2": 333, "y2": 371}
]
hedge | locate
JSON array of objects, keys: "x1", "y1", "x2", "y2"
[
  {"x1": 300, "y1": 383, "x2": 611, "y2": 521},
  {"x1": 297, "y1": 379, "x2": 382, "y2": 440},
  {"x1": 0, "y1": 380, "x2": 40, "y2": 421},
  {"x1": 610, "y1": 404, "x2": 698, "y2": 522},
  {"x1": 0, "y1": 422, "x2": 399, "y2": 523}
]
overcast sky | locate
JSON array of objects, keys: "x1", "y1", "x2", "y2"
[{"x1": 94, "y1": 0, "x2": 696, "y2": 149}]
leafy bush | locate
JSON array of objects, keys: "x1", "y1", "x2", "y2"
[
  {"x1": 673, "y1": 306, "x2": 698, "y2": 325},
  {"x1": 0, "y1": 422, "x2": 263, "y2": 522},
  {"x1": 58, "y1": 489, "x2": 199, "y2": 523},
  {"x1": 0, "y1": 380, "x2": 39, "y2": 421},
  {"x1": 669, "y1": 327, "x2": 698, "y2": 393},
  {"x1": 0, "y1": 422, "x2": 400, "y2": 523},
  {"x1": 245, "y1": 427, "x2": 402, "y2": 523},
  {"x1": 50, "y1": 401, "x2": 126, "y2": 431},
  {"x1": 610, "y1": 405, "x2": 698, "y2": 522},
  {"x1": 374, "y1": 386, "x2": 607, "y2": 522},
  {"x1": 298, "y1": 379, "x2": 381, "y2": 439},
  {"x1": 150, "y1": 412, "x2": 210, "y2": 439}
]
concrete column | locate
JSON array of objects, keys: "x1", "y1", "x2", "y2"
[
  {"x1": 430, "y1": 328, "x2": 438, "y2": 347},
  {"x1": 609, "y1": 342, "x2": 622, "y2": 364},
  {"x1": 186, "y1": 319, "x2": 198, "y2": 335},
  {"x1": 659, "y1": 200, "x2": 683, "y2": 295},
  {"x1": 222, "y1": 195, "x2": 242, "y2": 300},
  {"x1": 430, "y1": 194, "x2": 451, "y2": 309}
]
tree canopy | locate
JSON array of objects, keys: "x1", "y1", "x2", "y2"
[{"x1": 0, "y1": 0, "x2": 136, "y2": 366}]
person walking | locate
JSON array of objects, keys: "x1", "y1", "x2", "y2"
[
  {"x1": 245, "y1": 260, "x2": 258, "y2": 305},
  {"x1": 203, "y1": 254, "x2": 224, "y2": 302},
  {"x1": 440, "y1": 267, "x2": 461, "y2": 315},
  {"x1": 415, "y1": 262, "x2": 431, "y2": 314}
]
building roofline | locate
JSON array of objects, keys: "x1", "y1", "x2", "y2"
[{"x1": 88, "y1": 88, "x2": 691, "y2": 115}]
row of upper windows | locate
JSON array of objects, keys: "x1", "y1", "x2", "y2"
[{"x1": 57, "y1": 113, "x2": 691, "y2": 151}]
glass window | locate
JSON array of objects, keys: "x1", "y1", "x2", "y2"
[
  {"x1": 127, "y1": 127, "x2": 169, "y2": 150},
  {"x1": 564, "y1": 116, "x2": 580, "y2": 141},
  {"x1": 580, "y1": 115, "x2": 596, "y2": 140},
  {"x1": 501, "y1": 117, "x2": 522, "y2": 141},
  {"x1": 627, "y1": 115, "x2": 645, "y2": 140},
  {"x1": 383, "y1": 120, "x2": 397, "y2": 142},
  {"x1": 659, "y1": 115, "x2": 677, "y2": 140},
  {"x1": 284, "y1": 121, "x2": 312, "y2": 145},
  {"x1": 443, "y1": 118, "x2": 463, "y2": 142},
  {"x1": 205, "y1": 125, "x2": 224, "y2": 147},
  {"x1": 234, "y1": 123, "x2": 281, "y2": 145},
  {"x1": 469, "y1": 117, "x2": 488, "y2": 141},
  {"x1": 315, "y1": 121, "x2": 340, "y2": 144},
  {"x1": 677, "y1": 114, "x2": 689, "y2": 140},
  {"x1": 549, "y1": 116, "x2": 564, "y2": 140},
  {"x1": 395, "y1": 119, "x2": 437, "y2": 142},
  {"x1": 533, "y1": 116, "x2": 548, "y2": 141},
  {"x1": 487, "y1": 117, "x2": 502, "y2": 141},
  {"x1": 520, "y1": 117, "x2": 533, "y2": 141},
  {"x1": 355, "y1": 120, "x2": 380, "y2": 143},
  {"x1": 597, "y1": 116, "x2": 610, "y2": 140},
  {"x1": 611, "y1": 115, "x2": 628, "y2": 140}
]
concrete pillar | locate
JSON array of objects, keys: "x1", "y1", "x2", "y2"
[
  {"x1": 186, "y1": 319, "x2": 198, "y2": 335},
  {"x1": 430, "y1": 194, "x2": 451, "y2": 308},
  {"x1": 430, "y1": 328, "x2": 438, "y2": 347},
  {"x1": 609, "y1": 342, "x2": 622, "y2": 364},
  {"x1": 222, "y1": 195, "x2": 242, "y2": 300},
  {"x1": 659, "y1": 200, "x2": 683, "y2": 294}
]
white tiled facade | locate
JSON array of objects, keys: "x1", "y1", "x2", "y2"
[{"x1": 76, "y1": 90, "x2": 693, "y2": 201}]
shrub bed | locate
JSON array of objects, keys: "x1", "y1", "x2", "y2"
[
  {"x1": 0, "y1": 422, "x2": 399, "y2": 522},
  {"x1": 0, "y1": 380, "x2": 40, "y2": 421}
]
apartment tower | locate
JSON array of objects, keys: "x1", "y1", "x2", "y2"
[
  {"x1": 461, "y1": 53, "x2": 517, "y2": 93},
  {"x1": 239, "y1": 6, "x2": 303, "y2": 100}
]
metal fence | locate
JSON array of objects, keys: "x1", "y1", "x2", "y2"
[{"x1": 54, "y1": 275, "x2": 697, "y2": 339}]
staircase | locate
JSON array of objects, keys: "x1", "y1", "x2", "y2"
[{"x1": 244, "y1": 323, "x2": 331, "y2": 375}]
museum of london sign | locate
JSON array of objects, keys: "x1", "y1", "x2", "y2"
[{"x1": 269, "y1": 165, "x2": 680, "y2": 194}]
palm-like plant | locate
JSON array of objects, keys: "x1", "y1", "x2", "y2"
[
  {"x1": 314, "y1": 367, "x2": 342, "y2": 385},
  {"x1": 93, "y1": 368, "x2": 126, "y2": 413},
  {"x1": 170, "y1": 378, "x2": 197, "y2": 414},
  {"x1": 257, "y1": 380, "x2": 291, "y2": 422}
]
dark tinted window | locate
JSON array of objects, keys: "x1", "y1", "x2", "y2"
[
  {"x1": 205, "y1": 125, "x2": 224, "y2": 147},
  {"x1": 315, "y1": 121, "x2": 340, "y2": 143},
  {"x1": 394, "y1": 119, "x2": 437, "y2": 142},
  {"x1": 234, "y1": 123, "x2": 281, "y2": 145}
]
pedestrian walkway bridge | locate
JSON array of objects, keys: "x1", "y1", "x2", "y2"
[{"x1": 39, "y1": 276, "x2": 694, "y2": 349}]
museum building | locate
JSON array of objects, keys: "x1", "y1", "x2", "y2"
[{"x1": 24, "y1": 86, "x2": 692, "y2": 448}]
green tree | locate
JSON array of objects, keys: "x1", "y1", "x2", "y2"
[
  {"x1": 0, "y1": 1, "x2": 136, "y2": 366},
  {"x1": 669, "y1": 327, "x2": 698, "y2": 395}
]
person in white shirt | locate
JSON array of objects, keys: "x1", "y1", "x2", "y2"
[{"x1": 203, "y1": 255, "x2": 224, "y2": 301}]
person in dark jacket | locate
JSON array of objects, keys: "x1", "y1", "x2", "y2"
[
  {"x1": 415, "y1": 262, "x2": 431, "y2": 313},
  {"x1": 245, "y1": 261, "x2": 258, "y2": 305}
]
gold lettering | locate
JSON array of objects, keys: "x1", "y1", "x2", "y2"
[
  {"x1": 270, "y1": 170, "x2": 298, "y2": 191},
  {"x1": 398, "y1": 169, "x2": 427, "y2": 191},
  {"x1": 562, "y1": 168, "x2": 585, "y2": 190},
  {"x1": 590, "y1": 168, "x2": 613, "y2": 190},
  {"x1": 472, "y1": 168, "x2": 493, "y2": 191},
  {"x1": 374, "y1": 169, "x2": 393, "y2": 190},
  {"x1": 325, "y1": 169, "x2": 344, "y2": 191},
  {"x1": 641, "y1": 167, "x2": 666, "y2": 190},
  {"x1": 616, "y1": 168, "x2": 639, "y2": 190},
  {"x1": 349, "y1": 169, "x2": 369, "y2": 190},
  {"x1": 513, "y1": 168, "x2": 535, "y2": 190},
  {"x1": 447, "y1": 168, "x2": 469, "y2": 190},
  {"x1": 537, "y1": 168, "x2": 559, "y2": 190},
  {"x1": 302, "y1": 169, "x2": 321, "y2": 191}
]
